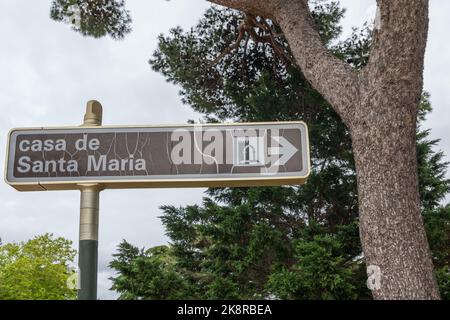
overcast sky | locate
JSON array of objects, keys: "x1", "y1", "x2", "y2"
[{"x1": 0, "y1": 0, "x2": 448, "y2": 299}]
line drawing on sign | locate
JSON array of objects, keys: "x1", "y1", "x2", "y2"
[
  {"x1": 167, "y1": 132, "x2": 179, "y2": 175},
  {"x1": 194, "y1": 125, "x2": 219, "y2": 174},
  {"x1": 140, "y1": 135, "x2": 150, "y2": 176}
]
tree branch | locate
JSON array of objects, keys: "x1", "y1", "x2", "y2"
[
  {"x1": 208, "y1": 21, "x2": 247, "y2": 68},
  {"x1": 271, "y1": 0, "x2": 359, "y2": 126},
  {"x1": 208, "y1": 14, "x2": 291, "y2": 67},
  {"x1": 209, "y1": 0, "x2": 360, "y2": 127}
]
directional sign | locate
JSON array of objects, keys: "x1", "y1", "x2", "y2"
[{"x1": 5, "y1": 122, "x2": 310, "y2": 191}]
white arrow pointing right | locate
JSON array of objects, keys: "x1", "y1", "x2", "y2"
[{"x1": 268, "y1": 136, "x2": 298, "y2": 166}]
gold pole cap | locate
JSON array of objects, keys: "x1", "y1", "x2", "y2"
[{"x1": 83, "y1": 100, "x2": 103, "y2": 126}]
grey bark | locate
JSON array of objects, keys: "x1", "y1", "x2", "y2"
[{"x1": 209, "y1": 0, "x2": 441, "y2": 299}]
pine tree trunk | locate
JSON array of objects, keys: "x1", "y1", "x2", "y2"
[
  {"x1": 351, "y1": 98, "x2": 440, "y2": 299},
  {"x1": 209, "y1": 0, "x2": 441, "y2": 299},
  {"x1": 275, "y1": 0, "x2": 441, "y2": 299}
]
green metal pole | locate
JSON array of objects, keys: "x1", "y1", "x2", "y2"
[{"x1": 78, "y1": 101, "x2": 103, "y2": 300}]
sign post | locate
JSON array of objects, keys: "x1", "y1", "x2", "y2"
[
  {"x1": 4, "y1": 100, "x2": 311, "y2": 300},
  {"x1": 77, "y1": 101, "x2": 102, "y2": 300}
]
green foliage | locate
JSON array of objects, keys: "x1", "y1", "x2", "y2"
[
  {"x1": 334, "y1": 25, "x2": 372, "y2": 69},
  {"x1": 423, "y1": 204, "x2": 450, "y2": 298},
  {"x1": 436, "y1": 265, "x2": 450, "y2": 300},
  {"x1": 150, "y1": 4, "x2": 346, "y2": 121},
  {"x1": 0, "y1": 234, "x2": 76, "y2": 300},
  {"x1": 418, "y1": 94, "x2": 450, "y2": 211},
  {"x1": 50, "y1": 0, "x2": 132, "y2": 39},
  {"x1": 424, "y1": 205, "x2": 450, "y2": 264},
  {"x1": 267, "y1": 223, "x2": 369, "y2": 300},
  {"x1": 109, "y1": 241, "x2": 193, "y2": 300},
  {"x1": 310, "y1": 0, "x2": 345, "y2": 45}
]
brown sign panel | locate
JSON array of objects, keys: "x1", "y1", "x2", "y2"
[{"x1": 5, "y1": 122, "x2": 310, "y2": 191}]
